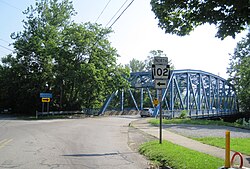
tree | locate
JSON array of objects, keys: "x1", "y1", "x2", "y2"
[
  {"x1": 146, "y1": 50, "x2": 174, "y2": 71},
  {"x1": 0, "y1": 0, "x2": 128, "y2": 114},
  {"x1": 151, "y1": 0, "x2": 249, "y2": 39},
  {"x1": 126, "y1": 50, "x2": 174, "y2": 73},
  {"x1": 125, "y1": 58, "x2": 145, "y2": 72},
  {"x1": 227, "y1": 30, "x2": 250, "y2": 112},
  {"x1": 3, "y1": 0, "x2": 75, "y2": 113}
]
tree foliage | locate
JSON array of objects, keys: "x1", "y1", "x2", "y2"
[
  {"x1": 126, "y1": 58, "x2": 145, "y2": 72},
  {"x1": 227, "y1": 30, "x2": 250, "y2": 112},
  {"x1": 151, "y1": 0, "x2": 249, "y2": 39},
  {"x1": 147, "y1": 50, "x2": 174, "y2": 70},
  {"x1": 126, "y1": 50, "x2": 174, "y2": 73},
  {"x1": 0, "y1": 0, "x2": 129, "y2": 114}
]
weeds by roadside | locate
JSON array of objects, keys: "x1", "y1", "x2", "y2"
[
  {"x1": 139, "y1": 140, "x2": 224, "y2": 169},
  {"x1": 149, "y1": 118, "x2": 250, "y2": 130}
]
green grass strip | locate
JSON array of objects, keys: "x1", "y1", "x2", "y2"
[
  {"x1": 193, "y1": 137, "x2": 250, "y2": 155},
  {"x1": 139, "y1": 140, "x2": 224, "y2": 169},
  {"x1": 149, "y1": 118, "x2": 246, "y2": 128}
]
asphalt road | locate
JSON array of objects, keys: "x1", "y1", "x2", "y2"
[{"x1": 0, "y1": 116, "x2": 149, "y2": 169}]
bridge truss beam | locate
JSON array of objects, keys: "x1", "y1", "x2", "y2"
[{"x1": 100, "y1": 69, "x2": 238, "y2": 118}]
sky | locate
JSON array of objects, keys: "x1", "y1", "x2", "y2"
[{"x1": 0, "y1": 0, "x2": 247, "y2": 79}]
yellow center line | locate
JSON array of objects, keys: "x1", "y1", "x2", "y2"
[
  {"x1": 0, "y1": 139, "x2": 7, "y2": 144},
  {"x1": 0, "y1": 139, "x2": 13, "y2": 150}
]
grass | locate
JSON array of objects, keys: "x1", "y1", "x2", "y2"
[
  {"x1": 193, "y1": 137, "x2": 250, "y2": 155},
  {"x1": 149, "y1": 118, "x2": 250, "y2": 156},
  {"x1": 139, "y1": 140, "x2": 224, "y2": 169},
  {"x1": 149, "y1": 118, "x2": 247, "y2": 128}
]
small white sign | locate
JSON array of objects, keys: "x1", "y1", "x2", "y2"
[
  {"x1": 154, "y1": 79, "x2": 167, "y2": 89},
  {"x1": 154, "y1": 57, "x2": 168, "y2": 65}
]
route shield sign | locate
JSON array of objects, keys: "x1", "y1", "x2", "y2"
[{"x1": 152, "y1": 64, "x2": 170, "y2": 79}]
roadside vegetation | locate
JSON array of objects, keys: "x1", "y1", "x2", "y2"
[
  {"x1": 139, "y1": 140, "x2": 224, "y2": 169},
  {"x1": 148, "y1": 118, "x2": 250, "y2": 156},
  {"x1": 0, "y1": 0, "x2": 130, "y2": 115},
  {"x1": 193, "y1": 137, "x2": 250, "y2": 156},
  {"x1": 149, "y1": 118, "x2": 250, "y2": 129}
]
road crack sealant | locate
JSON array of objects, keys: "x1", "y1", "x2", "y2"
[{"x1": 0, "y1": 160, "x2": 22, "y2": 169}]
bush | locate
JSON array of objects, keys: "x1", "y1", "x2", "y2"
[
  {"x1": 235, "y1": 118, "x2": 250, "y2": 128},
  {"x1": 179, "y1": 110, "x2": 188, "y2": 119}
]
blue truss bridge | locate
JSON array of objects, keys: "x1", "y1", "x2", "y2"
[{"x1": 100, "y1": 69, "x2": 238, "y2": 118}]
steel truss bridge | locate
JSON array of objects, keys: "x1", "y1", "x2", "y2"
[{"x1": 100, "y1": 69, "x2": 238, "y2": 118}]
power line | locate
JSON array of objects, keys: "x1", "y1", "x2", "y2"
[
  {"x1": 91, "y1": 0, "x2": 135, "y2": 47},
  {"x1": 0, "y1": 38, "x2": 11, "y2": 44},
  {"x1": 105, "y1": 0, "x2": 129, "y2": 27},
  {"x1": 93, "y1": 0, "x2": 135, "y2": 46},
  {"x1": 0, "y1": 44, "x2": 14, "y2": 52},
  {"x1": 0, "y1": 38, "x2": 16, "y2": 53},
  {"x1": 95, "y1": 0, "x2": 112, "y2": 23},
  {"x1": 0, "y1": 0, "x2": 22, "y2": 12},
  {"x1": 0, "y1": 0, "x2": 136, "y2": 56},
  {"x1": 107, "y1": 0, "x2": 135, "y2": 29},
  {"x1": 0, "y1": 38, "x2": 33, "y2": 54}
]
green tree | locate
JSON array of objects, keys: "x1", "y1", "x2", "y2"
[
  {"x1": 125, "y1": 58, "x2": 145, "y2": 72},
  {"x1": 146, "y1": 50, "x2": 174, "y2": 71},
  {"x1": 227, "y1": 30, "x2": 250, "y2": 112},
  {"x1": 126, "y1": 50, "x2": 174, "y2": 73},
  {"x1": 0, "y1": 0, "x2": 128, "y2": 114},
  {"x1": 53, "y1": 22, "x2": 123, "y2": 110},
  {"x1": 151, "y1": 0, "x2": 249, "y2": 39}
]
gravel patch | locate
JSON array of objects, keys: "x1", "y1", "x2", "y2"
[{"x1": 163, "y1": 124, "x2": 250, "y2": 138}]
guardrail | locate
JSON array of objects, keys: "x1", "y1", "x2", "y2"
[{"x1": 36, "y1": 108, "x2": 100, "y2": 117}]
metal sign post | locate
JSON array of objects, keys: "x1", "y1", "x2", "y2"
[
  {"x1": 152, "y1": 57, "x2": 170, "y2": 144},
  {"x1": 47, "y1": 102, "x2": 50, "y2": 113},
  {"x1": 42, "y1": 102, "x2": 44, "y2": 114},
  {"x1": 158, "y1": 89, "x2": 162, "y2": 144},
  {"x1": 40, "y1": 93, "x2": 52, "y2": 115}
]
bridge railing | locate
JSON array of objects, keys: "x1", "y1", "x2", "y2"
[{"x1": 37, "y1": 108, "x2": 100, "y2": 117}]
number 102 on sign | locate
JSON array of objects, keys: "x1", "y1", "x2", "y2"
[{"x1": 152, "y1": 64, "x2": 170, "y2": 79}]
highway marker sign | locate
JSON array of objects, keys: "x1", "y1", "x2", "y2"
[{"x1": 152, "y1": 64, "x2": 170, "y2": 79}]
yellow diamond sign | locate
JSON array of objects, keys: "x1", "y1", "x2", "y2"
[{"x1": 153, "y1": 98, "x2": 159, "y2": 107}]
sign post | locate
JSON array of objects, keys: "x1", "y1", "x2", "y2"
[
  {"x1": 152, "y1": 57, "x2": 170, "y2": 144},
  {"x1": 40, "y1": 93, "x2": 52, "y2": 114},
  {"x1": 159, "y1": 89, "x2": 163, "y2": 144}
]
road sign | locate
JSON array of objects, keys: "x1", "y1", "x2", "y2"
[
  {"x1": 152, "y1": 64, "x2": 170, "y2": 79},
  {"x1": 153, "y1": 57, "x2": 169, "y2": 144},
  {"x1": 42, "y1": 98, "x2": 50, "y2": 103},
  {"x1": 40, "y1": 93, "x2": 52, "y2": 98},
  {"x1": 155, "y1": 79, "x2": 167, "y2": 89},
  {"x1": 153, "y1": 98, "x2": 159, "y2": 107},
  {"x1": 154, "y1": 57, "x2": 168, "y2": 65}
]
